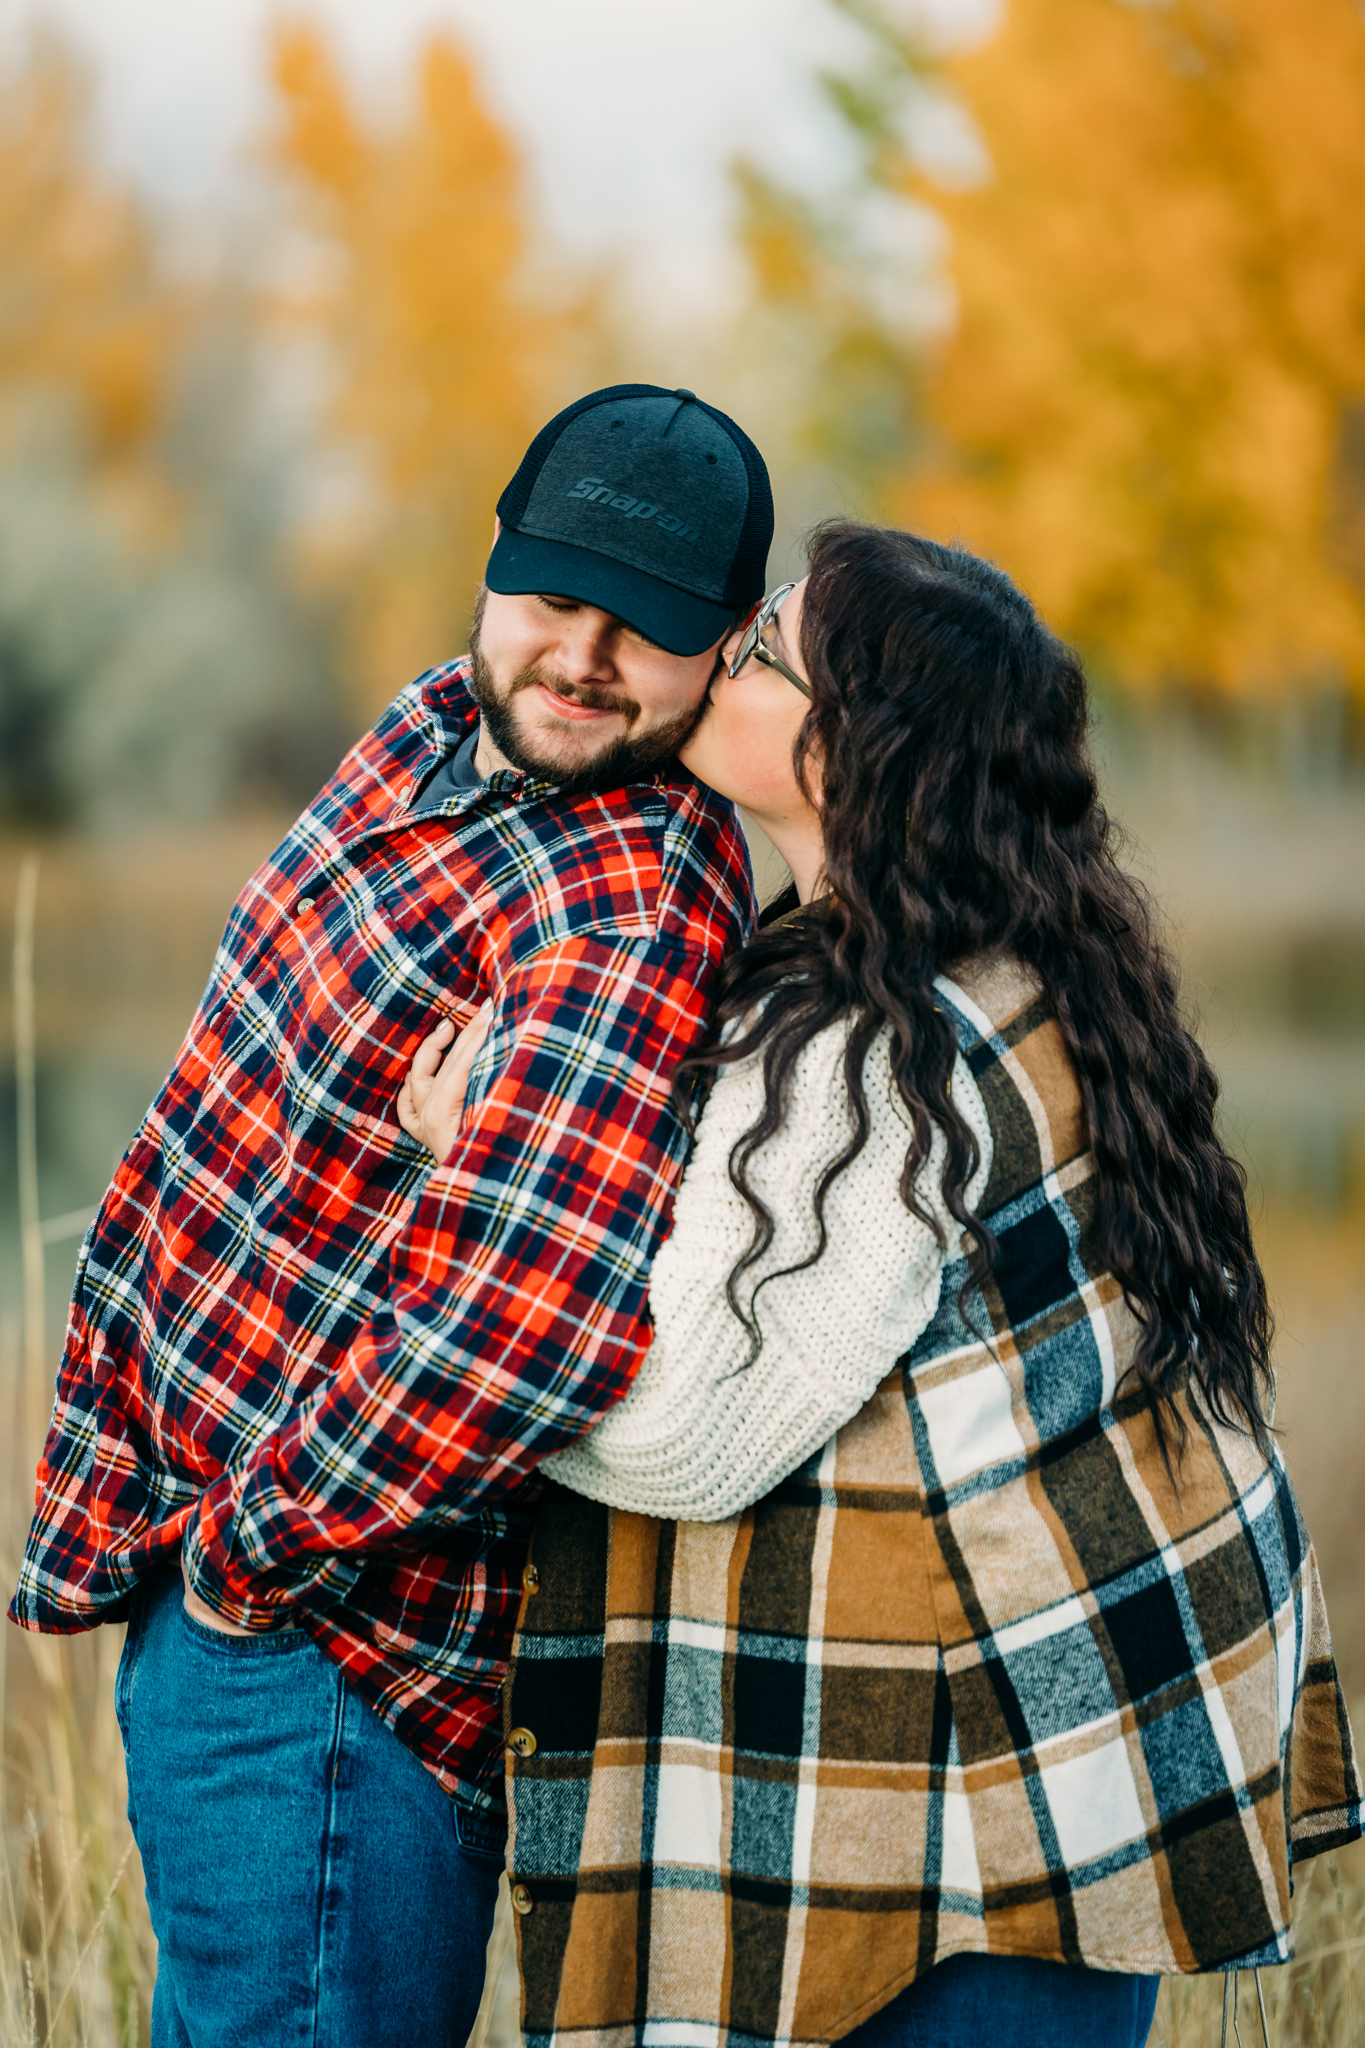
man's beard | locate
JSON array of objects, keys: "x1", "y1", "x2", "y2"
[{"x1": 466, "y1": 592, "x2": 706, "y2": 794}]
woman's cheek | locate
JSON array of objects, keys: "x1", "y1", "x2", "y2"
[
  {"x1": 723, "y1": 710, "x2": 766, "y2": 797},
  {"x1": 731, "y1": 722, "x2": 791, "y2": 811},
  {"x1": 680, "y1": 697, "x2": 732, "y2": 787},
  {"x1": 681, "y1": 675, "x2": 797, "y2": 811}
]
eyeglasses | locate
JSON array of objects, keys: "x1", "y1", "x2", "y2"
[{"x1": 727, "y1": 581, "x2": 810, "y2": 698}]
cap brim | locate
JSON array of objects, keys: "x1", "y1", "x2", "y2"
[{"x1": 486, "y1": 529, "x2": 735, "y2": 658}]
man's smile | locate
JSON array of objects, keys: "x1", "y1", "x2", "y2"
[{"x1": 531, "y1": 683, "x2": 626, "y2": 725}]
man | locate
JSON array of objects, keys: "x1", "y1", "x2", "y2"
[{"x1": 11, "y1": 384, "x2": 771, "y2": 2046}]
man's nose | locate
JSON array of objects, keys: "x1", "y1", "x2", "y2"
[{"x1": 552, "y1": 613, "x2": 618, "y2": 686}]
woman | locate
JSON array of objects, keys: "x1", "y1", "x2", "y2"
[{"x1": 403, "y1": 524, "x2": 1361, "y2": 2047}]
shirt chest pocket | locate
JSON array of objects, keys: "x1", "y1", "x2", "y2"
[{"x1": 252, "y1": 891, "x2": 479, "y2": 1126}]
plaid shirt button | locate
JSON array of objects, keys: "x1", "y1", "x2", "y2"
[
  {"x1": 510, "y1": 1884, "x2": 534, "y2": 1916},
  {"x1": 507, "y1": 1727, "x2": 537, "y2": 1758},
  {"x1": 521, "y1": 1563, "x2": 540, "y2": 1596},
  {"x1": 295, "y1": 897, "x2": 316, "y2": 915}
]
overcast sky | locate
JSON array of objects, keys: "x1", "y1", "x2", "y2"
[{"x1": 4, "y1": 0, "x2": 994, "y2": 301}]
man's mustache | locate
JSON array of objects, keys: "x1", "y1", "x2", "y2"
[{"x1": 510, "y1": 667, "x2": 640, "y2": 725}]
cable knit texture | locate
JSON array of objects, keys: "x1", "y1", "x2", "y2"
[{"x1": 543, "y1": 983, "x2": 992, "y2": 1519}]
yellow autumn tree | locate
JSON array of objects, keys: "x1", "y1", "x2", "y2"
[
  {"x1": 0, "y1": 35, "x2": 179, "y2": 479},
  {"x1": 896, "y1": 0, "x2": 1365, "y2": 699},
  {"x1": 0, "y1": 31, "x2": 351, "y2": 829},
  {"x1": 270, "y1": 22, "x2": 580, "y2": 715}
]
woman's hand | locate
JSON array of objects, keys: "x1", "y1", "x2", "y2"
[{"x1": 397, "y1": 999, "x2": 494, "y2": 1163}]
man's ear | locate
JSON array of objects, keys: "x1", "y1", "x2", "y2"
[{"x1": 493, "y1": 513, "x2": 501, "y2": 543}]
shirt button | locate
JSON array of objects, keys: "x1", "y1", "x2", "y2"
[
  {"x1": 521, "y1": 1563, "x2": 540, "y2": 1596},
  {"x1": 507, "y1": 1726, "x2": 537, "y2": 1758},
  {"x1": 510, "y1": 1883, "x2": 534, "y2": 1916},
  {"x1": 398, "y1": 783, "x2": 413, "y2": 807},
  {"x1": 295, "y1": 897, "x2": 316, "y2": 916}
]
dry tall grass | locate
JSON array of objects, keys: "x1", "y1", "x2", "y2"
[
  {"x1": 1, "y1": 1292, "x2": 156, "y2": 2048},
  {"x1": 0, "y1": 1305, "x2": 523, "y2": 2047},
  {"x1": 1150, "y1": 1843, "x2": 1365, "y2": 2045}
]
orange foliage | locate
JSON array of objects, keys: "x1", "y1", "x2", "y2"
[
  {"x1": 900, "y1": 0, "x2": 1365, "y2": 698},
  {"x1": 0, "y1": 38, "x2": 179, "y2": 468},
  {"x1": 270, "y1": 22, "x2": 557, "y2": 713}
]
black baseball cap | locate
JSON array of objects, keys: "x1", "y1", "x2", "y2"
[{"x1": 487, "y1": 383, "x2": 773, "y2": 657}]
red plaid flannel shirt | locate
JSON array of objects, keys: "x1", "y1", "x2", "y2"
[{"x1": 10, "y1": 658, "x2": 753, "y2": 1808}]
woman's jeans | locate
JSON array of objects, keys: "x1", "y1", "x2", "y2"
[
  {"x1": 841, "y1": 1951, "x2": 1161, "y2": 2048},
  {"x1": 115, "y1": 1569, "x2": 503, "y2": 2048}
]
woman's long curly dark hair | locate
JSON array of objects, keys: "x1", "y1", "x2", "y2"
[{"x1": 678, "y1": 521, "x2": 1272, "y2": 1449}]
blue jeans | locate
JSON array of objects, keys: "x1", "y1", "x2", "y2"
[
  {"x1": 115, "y1": 1569, "x2": 503, "y2": 2048},
  {"x1": 841, "y1": 1951, "x2": 1160, "y2": 2048}
]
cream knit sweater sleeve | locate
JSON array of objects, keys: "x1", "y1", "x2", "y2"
[{"x1": 543, "y1": 1013, "x2": 992, "y2": 1521}]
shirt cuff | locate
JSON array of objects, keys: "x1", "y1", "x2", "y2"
[
  {"x1": 182, "y1": 1469, "x2": 290, "y2": 1630},
  {"x1": 185, "y1": 1465, "x2": 362, "y2": 1630}
]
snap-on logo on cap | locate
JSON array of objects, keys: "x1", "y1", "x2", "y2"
[{"x1": 566, "y1": 477, "x2": 700, "y2": 546}]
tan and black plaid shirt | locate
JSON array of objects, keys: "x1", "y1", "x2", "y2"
[{"x1": 505, "y1": 955, "x2": 1361, "y2": 2046}]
